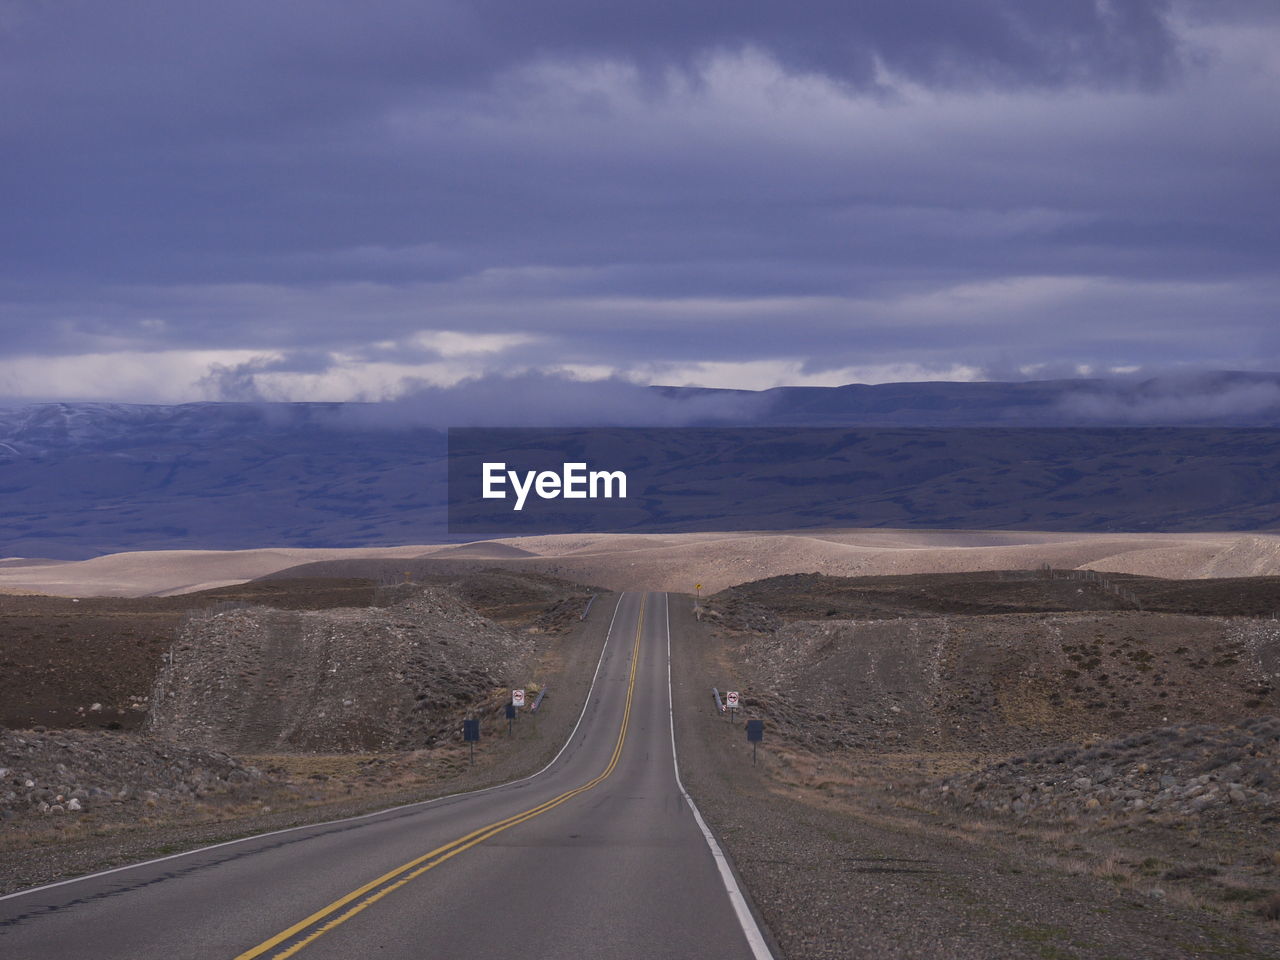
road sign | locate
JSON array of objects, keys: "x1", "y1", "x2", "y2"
[
  {"x1": 726, "y1": 690, "x2": 739, "y2": 709},
  {"x1": 464, "y1": 718, "x2": 480, "y2": 764},
  {"x1": 512, "y1": 689, "x2": 526, "y2": 708},
  {"x1": 746, "y1": 718, "x2": 763, "y2": 764}
]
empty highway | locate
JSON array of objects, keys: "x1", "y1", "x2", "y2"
[{"x1": 0, "y1": 592, "x2": 773, "y2": 959}]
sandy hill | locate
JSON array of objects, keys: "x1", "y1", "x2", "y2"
[
  {"x1": 420, "y1": 542, "x2": 539, "y2": 560},
  {"x1": 0, "y1": 546, "x2": 429, "y2": 598},
  {"x1": 5, "y1": 530, "x2": 1280, "y2": 597},
  {"x1": 264, "y1": 530, "x2": 1280, "y2": 596}
]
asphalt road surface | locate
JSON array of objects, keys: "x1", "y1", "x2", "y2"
[{"x1": 0, "y1": 592, "x2": 774, "y2": 959}]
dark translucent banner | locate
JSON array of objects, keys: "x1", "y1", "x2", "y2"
[{"x1": 447, "y1": 426, "x2": 1280, "y2": 536}]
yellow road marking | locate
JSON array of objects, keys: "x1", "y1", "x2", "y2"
[{"x1": 233, "y1": 595, "x2": 646, "y2": 960}]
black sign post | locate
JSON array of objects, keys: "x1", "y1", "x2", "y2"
[
  {"x1": 746, "y1": 718, "x2": 764, "y2": 765},
  {"x1": 505, "y1": 701, "x2": 516, "y2": 737},
  {"x1": 463, "y1": 718, "x2": 480, "y2": 765}
]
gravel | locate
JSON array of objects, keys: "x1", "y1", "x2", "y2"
[
  {"x1": 669, "y1": 597, "x2": 1280, "y2": 959},
  {"x1": 0, "y1": 729, "x2": 265, "y2": 824},
  {"x1": 147, "y1": 586, "x2": 534, "y2": 752},
  {"x1": 933, "y1": 716, "x2": 1280, "y2": 822}
]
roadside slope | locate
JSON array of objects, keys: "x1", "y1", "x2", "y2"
[
  {"x1": 1, "y1": 588, "x2": 615, "y2": 896},
  {"x1": 669, "y1": 593, "x2": 1280, "y2": 959}
]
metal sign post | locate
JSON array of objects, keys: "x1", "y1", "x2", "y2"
[
  {"x1": 726, "y1": 690, "x2": 739, "y2": 723},
  {"x1": 509, "y1": 689, "x2": 525, "y2": 737}
]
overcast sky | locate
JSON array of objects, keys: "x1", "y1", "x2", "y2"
[{"x1": 1, "y1": 1, "x2": 1277, "y2": 403}]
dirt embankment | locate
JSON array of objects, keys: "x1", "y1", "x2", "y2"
[
  {"x1": 711, "y1": 609, "x2": 1279, "y2": 754},
  {"x1": 146, "y1": 586, "x2": 542, "y2": 753},
  {"x1": 683, "y1": 571, "x2": 1280, "y2": 951},
  {"x1": 0, "y1": 578, "x2": 384, "y2": 730},
  {"x1": 0, "y1": 572, "x2": 593, "y2": 733},
  {"x1": 1, "y1": 575, "x2": 610, "y2": 895},
  {"x1": 703, "y1": 571, "x2": 1280, "y2": 756},
  {"x1": 671, "y1": 597, "x2": 1280, "y2": 960}
]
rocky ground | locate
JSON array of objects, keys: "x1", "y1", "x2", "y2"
[
  {"x1": 0, "y1": 578, "x2": 384, "y2": 730},
  {"x1": 1, "y1": 729, "x2": 264, "y2": 822},
  {"x1": 0, "y1": 576, "x2": 611, "y2": 895},
  {"x1": 147, "y1": 585, "x2": 536, "y2": 753},
  {"x1": 933, "y1": 716, "x2": 1280, "y2": 821},
  {"x1": 7, "y1": 567, "x2": 1280, "y2": 955},
  {"x1": 713, "y1": 608, "x2": 1278, "y2": 755},
  {"x1": 673, "y1": 574, "x2": 1280, "y2": 957},
  {"x1": 0, "y1": 572, "x2": 595, "y2": 733}
]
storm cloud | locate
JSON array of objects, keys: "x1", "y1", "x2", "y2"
[{"x1": 0, "y1": 1, "x2": 1276, "y2": 401}]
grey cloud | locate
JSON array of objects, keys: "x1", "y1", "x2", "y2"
[
  {"x1": 0, "y1": 0, "x2": 1189, "y2": 134},
  {"x1": 334, "y1": 372, "x2": 771, "y2": 428},
  {"x1": 198, "y1": 351, "x2": 337, "y2": 401},
  {"x1": 199, "y1": 360, "x2": 271, "y2": 403},
  {"x1": 199, "y1": 361, "x2": 776, "y2": 424},
  {"x1": 1057, "y1": 372, "x2": 1280, "y2": 423},
  {"x1": 0, "y1": 2, "x2": 1276, "y2": 392}
]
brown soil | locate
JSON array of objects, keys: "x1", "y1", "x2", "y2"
[
  {"x1": 714, "y1": 569, "x2": 1280, "y2": 622},
  {"x1": 674, "y1": 572, "x2": 1280, "y2": 955},
  {"x1": 715, "y1": 610, "x2": 1277, "y2": 754},
  {"x1": 0, "y1": 573, "x2": 593, "y2": 732}
]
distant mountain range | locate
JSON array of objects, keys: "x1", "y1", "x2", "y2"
[
  {"x1": 3, "y1": 372, "x2": 1280, "y2": 559},
  {"x1": 663, "y1": 369, "x2": 1280, "y2": 427}
]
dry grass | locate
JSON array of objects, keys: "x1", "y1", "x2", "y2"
[
  {"x1": 1260, "y1": 892, "x2": 1280, "y2": 921},
  {"x1": 742, "y1": 726, "x2": 1280, "y2": 932},
  {"x1": 1095, "y1": 854, "x2": 1138, "y2": 885},
  {"x1": 241, "y1": 753, "x2": 385, "y2": 779}
]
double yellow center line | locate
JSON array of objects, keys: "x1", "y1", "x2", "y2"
[{"x1": 234, "y1": 595, "x2": 645, "y2": 960}]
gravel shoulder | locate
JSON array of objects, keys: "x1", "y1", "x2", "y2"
[
  {"x1": 0, "y1": 592, "x2": 618, "y2": 896},
  {"x1": 669, "y1": 594, "x2": 1280, "y2": 960}
]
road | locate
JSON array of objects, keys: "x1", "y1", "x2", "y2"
[{"x1": 0, "y1": 592, "x2": 773, "y2": 959}]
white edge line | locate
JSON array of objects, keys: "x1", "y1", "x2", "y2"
[
  {"x1": 0, "y1": 591, "x2": 626, "y2": 904},
  {"x1": 663, "y1": 592, "x2": 776, "y2": 960}
]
